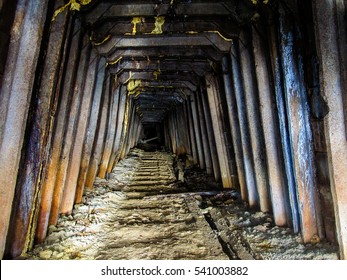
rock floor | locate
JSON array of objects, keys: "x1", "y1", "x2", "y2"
[{"x1": 24, "y1": 148, "x2": 339, "y2": 260}]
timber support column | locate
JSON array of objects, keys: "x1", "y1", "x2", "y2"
[
  {"x1": 230, "y1": 43, "x2": 258, "y2": 208},
  {"x1": 195, "y1": 90, "x2": 212, "y2": 175},
  {"x1": 239, "y1": 29, "x2": 271, "y2": 213},
  {"x1": 267, "y1": 23, "x2": 299, "y2": 232},
  {"x1": 75, "y1": 59, "x2": 106, "y2": 203},
  {"x1": 190, "y1": 93, "x2": 205, "y2": 169},
  {"x1": 85, "y1": 76, "x2": 110, "y2": 189},
  {"x1": 252, "y1": 23, "x2": 288, "y2": 226},
  {"x1": 109, "y1": 85, "x2": 127, "y2": 169},
  {"x1": 6, "y1": 0, "x2": 69, "y2": 258},
  {"x1": 201, "y1": 87, "x2": 221, "y2": 182},
  {"x1": 60, "y1": 52, "x2": 101, "y2": 214},
  {"x1": 205, "y1": 73, "x2": 234, "y2": 188},
  {"x1": 49, "y1": 34, "x2": 90, "y2": 223},
  {"x1": 222, "y1": 55, "x2": 247, "y2": 201},
  {"x1": 279, "y1": 5, "x2": 319, "y2": 242},
  {"x1": 0, "y1": 0, "x2": 49, "y2": 258},
  {"x1": 186, "y1": 98, "x2": 198, "y2": 165},
  {"x1": 35, "y1": 16, "x2": 83, "y2": 243},
  {"x1": 98, "y1": 81, "x2": 120, "y2": 178},
  {"x1": 313, "y1": 0, "x2": 347, "y2": 259}
]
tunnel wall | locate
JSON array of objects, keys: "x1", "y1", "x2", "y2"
[{"x1": 0, "y1": 0, "x2": 346, "y2": 260}]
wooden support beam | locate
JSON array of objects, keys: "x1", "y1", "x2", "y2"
[
  {"x1": 186, "y1": 98, "x2": 198, "y2": 165},
  {"x1": 49, "y1": 35, "x2": 91, "y2": 223},
  {"x1": 97, "y1": 33, "x2": 231, "y2": 56},
  {"x1": 35, "y1": 17, "x2": 82, "y2": 243},
  {"x1": 195, "y1": 91, "x2": 213, "y2": 175},
  {"x1": 279, "y1": 6, "x2": 319, "y2": 242},
  {"x1": 0, "y1": 0, "x2": 49, "y2": 258},
  {"x1": 252, "y1": 23, "x2": 288, "y2": 225},
  {"x1": 239, "y1": 29, "x2": 271, "y2": 212},
  {"x1": 98, "y1": 82, "x2": 120, "y2": 178},
  {"x1": 190, "y1": 94, "x2": 205, "y2": 169},
  {"x1": 205, "y1": 73, "x2": 235, "y2": 188},
  {"x1": 230, "y1": 43, "x2": 258, "y2": 208},
  {"x1": 60, "y1": 52, "x2": 102, "y2": 214},
  {"x1": 313, "y1": 0, "x2": 347, "y2": 259},
  {"x1": 107, "y1": 86, "x2": 127, "y2": 172},
  {"x1": 5, "y1": 0, "x2": 69, "y2": 258},
  {"x1": 75, "y1": 59, "x2": 107, "y2": 203},
  {"x1": 85, "y1": 76, "x2": 110, "y2": 189},
  {"x1": 201, "y1": 86, "x2": 221, "y2": 181},
  {"x1": 267, "y1": 23, "x2": 299, "y2": 232},
  {"x1": 222, "y1": 55, "x2": 247, "y2": 201},
  {"x1": 109, "y1": 59, "x2": 211, "y2": 77}
]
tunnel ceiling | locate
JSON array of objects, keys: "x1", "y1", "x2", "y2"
[{"x1": 78, "y1": 0, "x2": 258, "y2": 123}]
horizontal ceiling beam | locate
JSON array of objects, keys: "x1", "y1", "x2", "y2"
[
  {"x1": 109, "y1": 59, "x2": 212, "y2": 76},
  {"x1": 116, "y1": 71, "x2": 201, "y2": 86},
  {"x1": 84, "y1": 2, "x2": 241, "y2": 24},
  {"x1": 96, "y1": 33, "x2": 232, "y2": 55}
]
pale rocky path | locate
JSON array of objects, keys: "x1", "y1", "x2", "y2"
[{"x1": 25, "y1": 149, "x2": 228, "y2": 260}]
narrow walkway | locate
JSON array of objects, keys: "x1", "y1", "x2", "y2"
[{"x1": 25, "y1": 149, "x2": 228, "y2": 260}]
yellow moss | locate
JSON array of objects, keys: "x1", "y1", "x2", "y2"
[
  {"x1": 52, "y1": 0, "x2": 94, "y2": 22},
  {"x1": 186, "y1": 30, "x2": 232, "y2": 42},
  {"x1": 127, "y1": 80, "x2": 142, "y2": 94},
  {"x1": 107, "y1": 56, "x2": 123, "y2": 66},
  {"x1": 125, "y1": 17, "x2": 144, "y2": 35},
  {"x1": 153, "y1": 69, "x2": 161, "y2": 80},
  {"x1": 251, "y1": 0, "x2": 269, "y2": 4},
  {"x1": 150, "y1": 16, "x2": 165, "y2": 35},
  {"x1": 93, "y1": 34, "x2": 111, "y2": 46},
  {"x1": 207, "y1": 30, "x2": 232, "y2": 42}
]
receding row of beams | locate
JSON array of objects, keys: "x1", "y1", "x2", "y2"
[
  {"x1": 0, "y1": 0, "x2": 346, "y2": 261},
  {"x1": 158, "y1": 2, "x2": 347, "y2": 260}
]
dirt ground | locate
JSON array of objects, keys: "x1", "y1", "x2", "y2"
[{"x1": 24, "y1": 148, "x2": 339, "y2": 260}]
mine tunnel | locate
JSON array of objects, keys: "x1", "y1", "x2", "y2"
[{"x1": 0, "y1": 0, "x2": 346, "y2": 260}]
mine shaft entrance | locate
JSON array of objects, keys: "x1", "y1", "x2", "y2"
[{"x1": 141, "y1": 123, "x2": 165, "y2": 148}]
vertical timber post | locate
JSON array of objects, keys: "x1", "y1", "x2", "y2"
[
  {"x1": 201, "y1": 86, "x2": 221, "y2": 182},
  {"x1": 230, "y1": 44, "x2": 258, "y2": 207},
  {"x1": 222, "y1": 55, "x2": 248, "y2": 201},
  {"x1": 239, "y1": 29, "x2": 271, "y2": 212},
  {"x1": 0, "y1": 0, "x2": 48, "y2": 255},
  {"x1": 190, "y1": 93, "x2": 205, "y2": 169},
  {"x1": 60, "y1": 51, "x2": 101, "y2": 214},
  {"x1": 75, "y1": 59, "x2": 106, "y2": 203},
  {"x1": 252, "y1": 23, "x2": 288, "y2": 225},
  {"x1": 195, "y1": 90, "x2": 213, "y2": 175},
  {"x1": 313, "y1": 0, "x2": 347, "y2": 259},
  {"x1": 279, "y1": 5, "x2": 319, "y2": 242},
  {"x1": 205, "y1": 73, "x2": 234, "y2": 188}
]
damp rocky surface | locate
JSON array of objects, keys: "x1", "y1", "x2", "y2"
[{"x1": 24, "y1": 148, "x2": 339, "y2": 260}]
